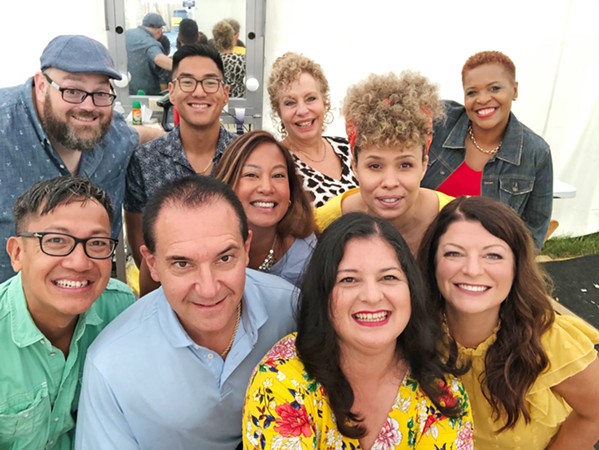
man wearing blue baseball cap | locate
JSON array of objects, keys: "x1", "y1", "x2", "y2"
[
  {"x1": 126, "y1": 12, "x2": 173, "y2": 95},
  {"x1": 0, "y1": 35, "x2": 140, "y2": 283}
]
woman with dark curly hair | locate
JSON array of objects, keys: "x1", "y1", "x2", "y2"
[
  {"x1": 243, "y1": 212, "x2": 473, "y2": 449},
  {"x1": 214, "y1": 130, "x2": 316, "y2": 287},
  {"x1": 421, "y1": 51, "x2": 553, "y2": 250},
  {"x1": 268, "y1": 52, "x2": 358, "y2": 207},
  {"x1": 315, "y1": 71, "x2": 454, "y2": 254},
  {"x1": 418, "y1": 196, "x2": 599, "y2": 448}
]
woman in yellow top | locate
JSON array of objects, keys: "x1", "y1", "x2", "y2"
[
  {"x1": 315, "y1": 71, "x2": 453, "y2": 255},
  {"x1": 243, "y1": 212, "x2": 474, "y2": 449},
  {"x1": 419, "y1": 196, "x2": 599, "y2": 449}
]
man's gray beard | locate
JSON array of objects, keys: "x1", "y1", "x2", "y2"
[{"x1": 42, "y1": 94, "x2": 112, "y2": 151}]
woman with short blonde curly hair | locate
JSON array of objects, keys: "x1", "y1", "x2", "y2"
[
  {"x1": 267, "y1": 52, "x2": 358, "y2": 207},
  {"x1": 315, "y1": 71, "x2": 454, "y2": 255}
]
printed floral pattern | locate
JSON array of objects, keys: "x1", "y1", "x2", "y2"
[{"x1": 243, "y1": 334, "x2": 474, "y2": 449}]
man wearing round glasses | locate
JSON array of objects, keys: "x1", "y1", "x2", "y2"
[
  {"x1": 125, "y1": 43, "x2": 236, "y2": 270},
  {"x1": 0, "y1": 34, "x2": 141, "y2": 283},
  {"x1": 0, "y1": 176, "x2": 135, "y2": 449}
]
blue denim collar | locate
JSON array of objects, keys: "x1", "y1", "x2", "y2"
[{"x1": 443, "y1": 110, "x2": 524, "y2": 166}]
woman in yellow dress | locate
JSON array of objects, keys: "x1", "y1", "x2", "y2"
[
  {"x1": 314, "y1": 71, "x2": 453, "y2": 255},
  {"x1": 419, "y1": 196, "x2": 599, "y2": 449},
  {"x1": 243, "y1": 212, "x2": 474, "y2": 449}
]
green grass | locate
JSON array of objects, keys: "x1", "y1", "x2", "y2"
[{"x1": 542, "y1": 231, "x2": 599, "y2": 259}]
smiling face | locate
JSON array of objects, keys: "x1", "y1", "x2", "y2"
[
  {"x1": 169, "y1": 55, "x2": 230, "y2": 130},
  {"x1": 142, "y1": 199, "x2": 250, "y2": 346},
  {"x1": 463, "y1": 63, "x2": 518, "y2": 133},
  {"x1": 7, "y1": 200, "x2": 113, "y2": 328},
  {"x1": 353, "y1": 145, "x2": 427, "y2": 223},
  {"x1": 36, "y1": 69, "x2": 113, "y2": 151},
  {"x1": 435, "y1": 220, "x2": 515, "y2": 321},
  {"x1": 330, "y1": 236, "x2": 411, "y2": 356},
  {"x1": 277, "y1": 72, "x2": 326, "y2": 142},
  {"x1": 234, "y1": 142, "x2": 291, "y2": 232}
]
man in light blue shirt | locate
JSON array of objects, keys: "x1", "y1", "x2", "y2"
[
  {"x1": 76, "y1": 176, "x2": 298, "y2": 450},
  {"x1": 0, "y1": 35, "x2": 139, "y2": 282},
  {"x1": 0, "y1": 176, "x2": 135, "y2": 450}
]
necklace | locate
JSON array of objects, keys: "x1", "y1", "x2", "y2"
[
  {"x1": 220, "y1": 303, "x2": 242, "y2": 358},
  {"x1": 468, "y1": 125, "x2": 501, "y2": 155},
  {"x1": 293, "y1": 138, "x2": 327, "y2": 163},
  {"x1": 258, "y1": 234, "x2": 277, "y2": 272},
  {"x1": 196, "y1": 156, "x2": 214, "y2": 175}
]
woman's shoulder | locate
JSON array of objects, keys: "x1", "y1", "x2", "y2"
[
  {"x1": 314, "y1": 188, "x2": 361, "y2": 232},
  {"x1": 507, "y1": 112, "x2": 551, "y2": 155},
  {"x1": 530, "y1": 314, "x2": 599, "y2": 393}
]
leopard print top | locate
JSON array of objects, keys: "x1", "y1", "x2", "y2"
[
  {"x1": 291, "y1": 136, "x2": 359, "y2": 208},
  {"x1": 220, "y1": 52, "x2": 246, "y2": 98}
]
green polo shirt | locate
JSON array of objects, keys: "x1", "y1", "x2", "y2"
[{"x1": 0, "y1": 273, "x2": 135, "y2": 449}]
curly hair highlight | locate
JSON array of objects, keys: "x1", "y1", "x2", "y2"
[
  {"x1": 267, "y1": 52, "x2": 331, "y2": 127},
  {"x1": 342, "y1": 71, "x2": 443, "y2": 161}
]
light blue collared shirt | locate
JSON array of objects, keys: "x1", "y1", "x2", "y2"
[
  {"x1": 0, "y1": 79, "x2": 139, "y2": 282},
  {"x1": 75, "y1": 269, "x2": 297, "y2": 450}
]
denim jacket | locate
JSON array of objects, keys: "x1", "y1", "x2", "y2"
[{"x1": 422, "y1": 100, "x2": 553, "y2": 249}]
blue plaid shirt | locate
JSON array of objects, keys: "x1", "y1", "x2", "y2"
[
  {"x1": 0, "y1": 78, "x2": 138, "y2": 282},
  {"x1": 125, "y1": 125, "x2": 236, "y2": 213}
]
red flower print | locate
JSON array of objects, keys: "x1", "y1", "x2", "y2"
[
  {"x1": 438, "y1": 381, "x2": 458, "y2": 408},
  {"x1": 273, "y1": 403, "x2": 313, "y2": 438}
]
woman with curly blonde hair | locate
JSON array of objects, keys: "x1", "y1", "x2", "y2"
[
  {"x1": 314, "y1": 71, "x2": 453, "y2": 254},
  {"x1": 268, "y1": 52, "x2": 358, "y2": 207}
]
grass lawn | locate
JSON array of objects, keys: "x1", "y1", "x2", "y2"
[{"x1": 542, "y1": 231, "x2": 599, "y2": 259}]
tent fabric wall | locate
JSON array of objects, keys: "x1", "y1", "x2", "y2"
[{"x1": 2, "y1": 0, "x2": 597, "y2": 236}]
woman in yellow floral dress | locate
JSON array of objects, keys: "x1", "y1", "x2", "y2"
[
  {"x1": 243, "y1": 212, "x2": 474, "y2": 449},
  {"x1": 419, "y1": 196, "x2": 599, "y2": 448}
]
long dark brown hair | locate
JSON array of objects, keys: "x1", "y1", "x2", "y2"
[
  {"x1": 418, "y1": 196, "x2": 555, "y2": 431},
  {"x1": 298, "y1": 212, "x2": 468, "y2": 439}
]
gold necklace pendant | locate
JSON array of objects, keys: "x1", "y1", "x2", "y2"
[{"x1": 468, "y1": 125, "x2": 501, "y2": 155}]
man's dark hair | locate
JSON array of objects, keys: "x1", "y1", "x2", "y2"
[
  {"x1": 178, "y1": 18, "x2": 199, "y2": 46},
  {"x1": 142, "y1": 176, "x2": 249, "y2": 253},
  {"x1": 13, "y1": 176, "x2": 113, "y2": 234},
  {"x1": 172, "y1": 43, "x2": 225, "y2": 78}
]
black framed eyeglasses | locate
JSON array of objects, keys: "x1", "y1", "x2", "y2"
[
  {"x1": 173, "y1": 76, "x2": 224, "y2": 94},
  {"x1": 18, "y1": 232, "x2": 118, "y2": 260},
  {"x1": 43, "y1": 73, "x2": 117, "y2": 107}
]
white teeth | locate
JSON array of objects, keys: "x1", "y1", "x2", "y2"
[
  {"x1": 55, "y1": 280, "x2": 89, "y2": 289},
  {"x1": 457, "y1": 284, "x2": 487, "y2": 292},
  {"x1": 353, "y1": 312, "x2": 388, "y2": 322},
  {"x1": 252, "y1": 201, "x2": 275, "y2": 208},
  {"x1": 190, "y1": 103, "x2": 208, "y2": 109},
  {"x1": 297, "y1": 120, "x2": 313, "y2": 127},
  {"x1": 477, "y1": 107, "x2": 495, "y2": 115},
  {"x1": 380, "y1": 198, "x2": 399, "y2": 203}
]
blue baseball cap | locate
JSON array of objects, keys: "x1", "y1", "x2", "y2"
[
  {"x1": 142, "y1": 13, "x2": 166, "y2": 28},
  {"x1": 40, "y1": 35, "x2": 122, "y2": 80}
]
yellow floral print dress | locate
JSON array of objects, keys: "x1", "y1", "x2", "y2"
[{"x1": 243, "y1": 333, "x2": 474, "y2": 449}]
